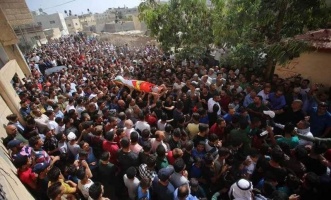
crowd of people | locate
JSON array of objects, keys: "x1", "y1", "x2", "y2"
[{"x1": 3, "y1": 33, "x2": 331, "y2": 200}]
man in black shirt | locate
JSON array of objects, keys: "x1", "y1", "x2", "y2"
[
  {"x1": 252, "y1": 148, "x2": 287, "y2": 186},
  {"x1": 276, "y1": 99, "x2": 305, "y2": 125},
  {"x1": 168, "y1": 128, "x2": 182, "y2": 150},
  {"x1": 98, "y1": 152, "x2": 116, "y2": 198},
  {"x1": 182, "y1": 141, "x2": 195, "y2": 172},
  {"x1": 117, "y1": 137, "x2": 139, "y2": 173},
  {"x1": 193, "y1": 123, "x2": 209, "y2": 147},
  {"x1": 152, "y1": 167, "x2": 175, "y2": 200}
]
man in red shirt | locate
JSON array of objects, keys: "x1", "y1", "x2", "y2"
[
  {"x1": 103, "y1": 131, "x2": 119, "y2": 164},
  {"x1": 209, "y1": 117, "x2": 226, "y2": 140},
  {"x1": 220, "y1": 90, "x2": 231, "y2": 113},
  {"x1": 14, "y1": 155, "x2": 37, "y2": 191}
]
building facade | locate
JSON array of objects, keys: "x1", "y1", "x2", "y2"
[
  {"x1": 0, "y1": 0, "x2": 36, "y2": 198},
  {"x1": 65, "y1": 15, "x2": 83, "y2": 34},
  {"x1": 13, "y1": 24, "x2": 48, "y2": 49},
  {"x1": 95, "y1": 12, "x2": 116, "y2": 24},
  {"x1": 79, "y1": 13, "x2": 96, "y2": 27},
  {"x1": 34, "y1": 12, "x2": 69, "y2": 35},
  {"x1": 44, "y1": 28, "x2": 62, "y2": 40}
]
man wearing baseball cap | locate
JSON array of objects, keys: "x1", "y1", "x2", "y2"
[
  {"x1": 33, "y1": 162, "x2": 51, "y2": 199},
  {"x1": 7, "y1": 139, "x2": 32, "y2": 161},
  {"x1": 152, "y1": 167, "x2": 175, "y2": 200}
]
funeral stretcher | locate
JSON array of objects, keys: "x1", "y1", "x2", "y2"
[{"x1": 114, "y1": 76, "x2": 167, "y2": 95}]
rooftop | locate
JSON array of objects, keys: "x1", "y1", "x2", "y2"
[{"x1": 296, "y1": 29, "x2": 331, "y2": 50}]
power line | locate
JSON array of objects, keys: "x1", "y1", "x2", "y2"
[{"x1": 40, "y1": 0, "x2": 77, "y2": 11}]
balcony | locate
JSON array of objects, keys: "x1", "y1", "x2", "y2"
[{"x1": 13, "y1": 24, "x2": 43, "y2": 35}]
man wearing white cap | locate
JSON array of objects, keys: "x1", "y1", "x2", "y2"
[
  {"x1": 228, "y1": 179, "x2": 253, "y2": 200},
  {"x1": 67, "y1": 132, "x2": 80, "y2": 158}
]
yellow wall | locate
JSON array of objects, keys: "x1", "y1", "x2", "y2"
[
  {"x1": 0, "y1": 95, "x2": 13, "y2": 138},
  {"x1": 0, "y1": 1, "x2": 39, "y2": 198},
  {"x1": 0, "y1": 60, "x2": 27, "y2": 124},
  {"x1": 275, "y1": 51, "x2": 331, "y2": 87},
  {"x1": 0, "y1": 60, "x2": 34, "y2": 199},
  {"x1": 3, "y1": 44, "x2": 31, "y2": 76}
]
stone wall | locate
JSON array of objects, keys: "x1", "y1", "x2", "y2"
[{"x1": 0, "y1": 0, "x2": 33, "y2": 26}]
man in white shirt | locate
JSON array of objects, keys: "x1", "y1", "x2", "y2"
[
  {"x1": 200, "y1": 75, "x2": 212, "y2": 87},
  {"x1": 135, "y1": 112, "x2": 151, "y2": 133},
  {"x1": 229, "y1": 81, "x2": 243, "y2": 93},
  {"x1": 123, "y1": 167, "x2": 140, "y2": 200},
  {"x1": 45, "y1": 110, "x2": 59, "y2": 135},
  {"x1": 76, "y1": 98, "x2": 86, "y2": 119},
  {"x1": 208, "y1": 68, "x2": 217, "y2": 79},
  {"x1": 296, "y1": 120, "x2": 314, "y2": 146},
  {"x1": 32, "y1": 109, "x2": 49, "y2": 133},
  {"x1": 257, "y1": 86, "x2": 271, "y2": 105},
  {"x1": 275, "y1": 120, "x2": 313, "y2": 147},
  {"x1": 31, "y1": 53, "x2": 40, "y2": 63},
  {"x1": 208, "y1": 92, "x2": 222, "y2": 116},
  {"x1": 173, "y1": 78, "x2": 185, "y2": 91},
  {"x1": 124, "y1": 119, "x2": 135, "y2": 138}
]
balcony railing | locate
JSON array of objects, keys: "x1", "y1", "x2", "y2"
[{"x1": 14, "y1": 25, "x2": 43, "y2": 35}]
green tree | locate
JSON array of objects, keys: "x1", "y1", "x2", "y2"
[
  {"x1": 139, "y1": 0, "x2": 213, "y2": 58},
  {"x1": 212, "y1": 0, "x2": 330, "y2": 78}
]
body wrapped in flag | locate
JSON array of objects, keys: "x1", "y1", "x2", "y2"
[{"x1": 114, "y1": 76, "x2": 167, "y2": 95}]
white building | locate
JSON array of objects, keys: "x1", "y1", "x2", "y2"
[
  {"x1": 65, "y1": 16, "x2": 83, "y2": 34},
  {"x1": 34, "y1": 13, "x2": 69, "y2": 35},
  {"x1": 95, "y1": 12, "x2": 116, "y2": 23}
]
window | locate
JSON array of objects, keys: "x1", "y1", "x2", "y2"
[
  {"x1": 37, "y1": 22, "x2": 42, "y2": 26},
  {"x1": 34, "y1": 36, "x2": 41, "y2": 40},
  {"x1": 67, "y1": 24, "x2": 71, "y2": 27},
  {"x1": 75, "y1": 23, "x2": 78, "y2": 25},
  {"x1": 0, "y1": 44, "x2": 9, "y2": 69},
  {"x1": 50, "y1": 20, "x2": 55, "y2": 24}
]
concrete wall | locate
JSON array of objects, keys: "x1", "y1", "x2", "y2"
[
  {"x1": 104, "y1": 23, "x2": 116, "y2": 33},
  {"x1": 0, "y1": 7, "x2": 19, "y2": 46},
  {"x1": 133, "y1": 16, "x2": 147, "y2": 32},
  {"x1": 3, "y1": 44, "x2": 30, "y2": 75},
  {"x1": 95, "y1": 24, "x2": 106, "y2": 33},
  {"x1": 0, "y1": 0, "x2": 33, "y2": 26},
  {"x1": 0, "y1": 2, "x2": 36, "y2": 198},
  {"x1": 0, "y1": 60, "x2": 26, "y2": 124},
  {"x1": 44, "y1": 28, "x2": 62, "y2": 40},
  {"x1": 116, "y1": 22, "x2": 135, "y2": 32},
  {"x1": 0, "y1": 62, "x2": 34, "y2": 200},
  {"x1": 65, "y1": 17, "x2": 83, "y2": 34},
  {"x1": 34, "y1": 13, "x2": 69, "y2": 35},
  {"x1": 95, "y1": 13, "x2": 116, "y2": 24},
  {"x1": 275, "y1": 51, "x2": 331, "y2": 87},
  {"x1": 72, "y1": 18, "x2": 82, "y2": 32},
  {"x1": 103, "y1": 22, "x2": 135, "y2": 33},
  {"x1": 0, "y1": 95, "x2": 13, "y2": 137}
]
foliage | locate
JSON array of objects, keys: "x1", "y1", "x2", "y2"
[
  {"x1": 139, "y1": 0, "x2": 330, "y2": 77},
  {"x1": 211, "y1": 0, "x2": 331, "y2": 78},
  {"x1": 139, "y1": 0, "x2": 213, "y2": 58},
  {"x1": 18, "y1": 40, "x2": 34, "y2": 54}
]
